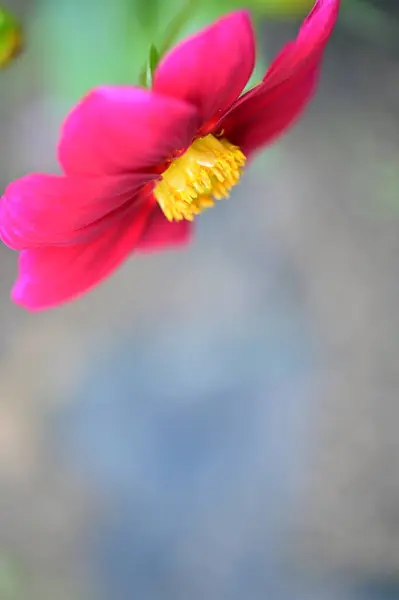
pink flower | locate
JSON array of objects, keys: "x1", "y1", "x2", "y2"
[{"x1": 0, "y1": 0, "x2": 339, "y2": 311}]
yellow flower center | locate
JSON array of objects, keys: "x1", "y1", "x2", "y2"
[{"x1": 154, "y1": 134, "x2": 246, "y2": 222}]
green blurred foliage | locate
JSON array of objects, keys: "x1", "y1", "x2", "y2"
[
  {"x1": 254, "y1": 0, "x2": 314, "y2": 14},
  {"x1": 0, "y1": 554, "x2": 24, "y2": 600},
  {"x1": 32, "y1": 0, "x2": 399, "y2": 125},
  {"x1": 220, "y1": 0, "x2": 315, "y2": 16},
  {"x1": 0, "y1": 5, "x2": 22, "y2": 68},
  {"x1": 32, "y1": 0, "x2": 146, "y2": 105},
  {"x1": 341, "y1": 0, "x2": 399, "y2": 55},
  {"x1": 33, "y1": 0, "x2": 271, "y2": 106},
  {"x1": 13, "y1": 0, "x2": 399, "y2": 105}
]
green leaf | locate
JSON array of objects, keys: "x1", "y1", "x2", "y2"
[
  {"x1": 139, "y1": 42, "x2": 160, "y2": 88},
  {"x1": 137, "y1": 0, "x2": 197, "y2": 87},
  {"x1": 148, "y1": 43, "x2": 160, "y2": 73}
]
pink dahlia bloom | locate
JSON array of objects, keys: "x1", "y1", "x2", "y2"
[{"x1": 0, "y1": 0, "x2": 339, "y2": 311}]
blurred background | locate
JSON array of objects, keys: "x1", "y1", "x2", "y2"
[{"x1": 2, "y1": 0, "x2": 399, "y2": 598}]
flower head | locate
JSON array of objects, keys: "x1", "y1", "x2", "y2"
[{"x1": 0, "y1": 0, "x2": 340, "y2": 310}]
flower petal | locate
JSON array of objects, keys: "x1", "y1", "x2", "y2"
[
  {"x1": 136, "y1": 204, "x2": 192, "y2": 252},
  {"x1": 58, "y1": 86, "x2": 199, "y2": 176},
  {"x1": 11, "y1": 199, "x2": 154, "y2": 311},
  {"x1": 152, "y1": 11, "x2": 255, "y2": 124},
  {"x1": 220, "y1": 0, "x2": 339, "y2": 156},
  {"x1": 222, "y1": 64, "x2": 320, "y2": 156},
  {"x1": 0, "y1": 172, "x2": 154, "y2": 250}
]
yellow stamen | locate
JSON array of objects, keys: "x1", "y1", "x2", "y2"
[{"x1": 154, "y1": 134, "x2": 246, "y2": 222}]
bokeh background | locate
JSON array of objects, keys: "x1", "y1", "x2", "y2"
[{"x1": 2, "y1": 0, "x2": 399, "y2": 599}]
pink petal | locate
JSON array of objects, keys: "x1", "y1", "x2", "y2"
[
  {"x1": 152, "y1": 11, "x2": 255, "y2": 125},
  {"x1": 222, "y1": 64, "x2": 320, "y2": 157},
  {"x1": 137, "y1": 204, "x2": 193, "y2": 252},
  {"x1": 220, "y1": 0, "x2": 339, "y2": 157},
  {"x1": 58, "y1": 86, "x2": 199, "y2": 176},
  {"x1": 0, "y1": 172, "x2": 154, "y2": 250},
  {"x1": 11, "y1": 199, "x2": 155, "y2": 311}
]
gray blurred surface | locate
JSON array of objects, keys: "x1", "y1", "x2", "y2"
[{"x1": 1, "y1": 5, "x2": 399, "y2": 600}]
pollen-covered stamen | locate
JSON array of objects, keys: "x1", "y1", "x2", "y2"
[{"x1": 154, "y1": 134, "x2": 246, "y2": 222}]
